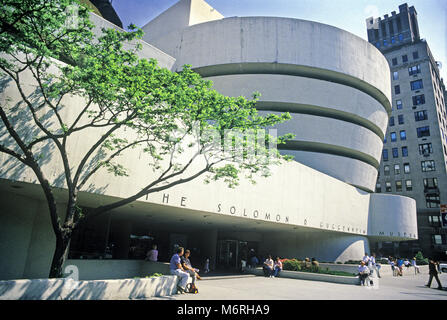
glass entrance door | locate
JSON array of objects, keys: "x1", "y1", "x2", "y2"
[{"x1": 217, "y1": 240, "x2": 249, "y2": 270}]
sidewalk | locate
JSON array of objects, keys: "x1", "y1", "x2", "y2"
[{"x1": 153, "y1": 272, "x2": 447, "y2": 300}]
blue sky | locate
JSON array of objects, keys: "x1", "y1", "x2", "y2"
[{"x1": 111, "y1": 0, "x2": 447, "y2": 80}]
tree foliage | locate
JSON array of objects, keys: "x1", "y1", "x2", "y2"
[{"x1": 0, "y1": 0, "x2": 293, "y2": 277}]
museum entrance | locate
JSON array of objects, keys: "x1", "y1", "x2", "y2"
[{"x1": 216, "y1": 240, "x2": 249, "y2": 271}]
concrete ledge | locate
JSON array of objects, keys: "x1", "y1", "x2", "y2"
[
  {"x1": 318, "y1": 263, "x2": 429, "y2": 277},
  {"x1": 246, "y1": 268, "x2": 360, "y2": 285},
  {"x1": 64, "y1": 259, "x2": 171, "y2": 280},
  {"x1": 0, "y1": 276, "x2": 177, "y2": 300}
]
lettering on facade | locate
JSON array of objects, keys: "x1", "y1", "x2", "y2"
[
  {"x1": 375, "y1": 231, "x2": 416, "y2": 239},
  {"x1": 216, "y1": 204, "x2": 290, "y2": 224},
  {"x1": 151, "y1": 193, "x2": 415, "y2": 238}
]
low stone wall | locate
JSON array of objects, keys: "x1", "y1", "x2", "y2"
[
  {"x1": 63, "y1": 259, "x2": 170, "y2": 280},
  {"x1": 0, "y1": 276, "x2": 177, "y2": 300},
  {"x1": 319, "y1": 263, "x2": 429, "y2": 277},
  {"x1": 246, "y1": 268, "x2": 360, "y2": 285}
]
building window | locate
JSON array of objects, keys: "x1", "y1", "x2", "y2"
[
  {"x1": 432, "y1": 235, "x2": 444, "y2": 245},
  {"x1": 400, "y1": 130, "x2": 406, "y2": 141},
  {"x1": 402, "y1": 54, "x2": 408, "y2": 63},
  {"x1": 410, "y1": 79, "x2": 423, "y2": 90},
  {"x1": 413, "y1": 51, "x2": 419, "y2": 59},
  {"x1": 417, "y1": 126, "x2": 430, "y2": 138},
  {"x1": 394, "y1": 164, "x2": 400, "y2": 175},
  {"x1": 384, "y1": 165, "x2": 390, "y2": 175},
  {"x1": 392, "y1": 57, "x2": 397, "y2": 65},
  {"x1": 385, "y1": 181, "x2": 392, "y2": 192},
  {"x1": 398, "y1": 114, "x2": 404, "y2": 124},
  {"x1": 394, "y1": 85, "x2": 401, "y2": 94},
  {"x1": 389, "y1": 117, "x2": 395, "y2": 126},
  {"x1": 395, "y1": 180, "x2": 402, "y2": 192},
  {"x1": 426, "y1": 195, "x2": 440, "y2": 208},
  {"x1": 392, "y1": 147, "x2": 399, "y2": 158},
  {"x1": 405, "y1": 179, "x2": 412, "y2": 191},
  {"x1": 419, "y1": 143, "x2": 433, "y2": 155},
  {"x1": 408, "y1": 64, "x2": 421, "y2": 76},
  {"x1": 376, "y1": 182, "x2": 382, "y2": 193},
  {"x1": 391, "y1": 132, "x2": 397, "y2": 142},
  {"x1": 424, "y1": 178, "x2": 438, "y2": 188},
  {"x1": 396, "y1": 99, "x2": 403, "y2": 109},
  {"x1": 428, "y1": 215, "x2": 441, "y2": 227},
  {"x1": 383, "y1": 149, "x2": 389, "y2": 161},
  {"x1": 412, "y1": 94, "x2": 425, "y2": 105},
  {"x1": 404, "y1": 163, "x2": 410, "y2": 174},
  {"x1": 421, "y1": 160, "x2": 436, "y2": 172},
  {"x1": 393, "y1": 71, "x2": 399, "y2": 80},
  {"x1": 402, "y1": 146, "x2": 408, "y2": 157},
  {"x1": 414, "y1": 110, "x2": 428, "y2": 121}
]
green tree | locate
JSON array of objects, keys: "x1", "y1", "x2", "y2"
[{"x1": 0, "y1": 0, "x2": 293, "y2": 278}]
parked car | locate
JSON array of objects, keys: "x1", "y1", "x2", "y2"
[{"x1": 439, "y1": 262, "x2": 447, "y2": 273}]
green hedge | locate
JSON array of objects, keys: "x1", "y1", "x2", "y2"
[
  {"x1": 344, "y1": 260, "x2": 362, "y2": 265},
  {"x1": 282, "y1": 259, "x2": 356, "y2": 277}
]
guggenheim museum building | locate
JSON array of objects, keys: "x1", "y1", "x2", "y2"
[{"x1": 0, "y1": 0, "x2": 418, "y2": 280}]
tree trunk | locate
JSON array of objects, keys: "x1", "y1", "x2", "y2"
[{"x1": 48, "y1": 231, "x2": 71, "y2": 278}]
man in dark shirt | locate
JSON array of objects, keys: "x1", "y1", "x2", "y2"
[
  {"x1": 181, "y1": 249, "x2": 201, "y2": 283},
  {"x1": 425, "y1": 259, "x2": 443, "y2": 290}
]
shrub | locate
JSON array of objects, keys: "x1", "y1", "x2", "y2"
[
  {"x1": 283, "y1": 259, "x2": 302, "y2": 271},
  {"x1": 415, "y1": 251, "x2": 429, "y2": 265},
  {"x1": 344, "y1": 260, "x2": 362, "y2": 265},
  {"x1": 281, "y1": 258, "x2": 356, "y2": 277}
]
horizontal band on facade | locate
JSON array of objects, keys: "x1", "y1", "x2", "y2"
[
  {"x1": 255, "y1": 101, "x2": 385, "y2": 141},
  {"x1": 279, "y1": 141, "x2": 381, "y2": 169},
  {"x1": 192, "y1": 62, "x2": 392, "y2": 115}
]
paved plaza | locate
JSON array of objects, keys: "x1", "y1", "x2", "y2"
[{"x1": 154, "y1": 273, "x2": 447, "y2": 300}]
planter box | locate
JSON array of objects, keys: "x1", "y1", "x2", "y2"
[
  {"x1": 246, "y1": 268, "x2": 360, "y2": 285},
  {"x1": 319, "y1": 263, "x2": 429, "y2": 277},
  {"x1": 63, "y1": 259, "x2": 171, "y2": 280},
  {"x1": 0, "y1": 276, "x2": 178, "y2": 300}
]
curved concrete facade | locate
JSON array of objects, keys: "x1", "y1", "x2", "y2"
[
  {"x1": 0, "y1": 2, "x2": 419, "y2": 279},
  {"x1": 144, "y1": 15, "x2": 391, "y2": 191}
]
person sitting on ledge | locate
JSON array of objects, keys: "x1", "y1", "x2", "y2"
[
  {"x1": 303, "y1": 258, "x2": 312, "y2": 270},
  {"x1": 169, "y1": 247, "x2": 189, "y2": 294},
  {"x1": 311, "y1": 258, "x2": 319, "y2": 271},
  {"x1": 273, "y1": 257, "x2": 283, "y2": 278},
  {"x1": 263, "y1": 255, "x2": 274, "y2": 277},
  {"x1": 181, "y1": 249, "x2": 201, "y2": 282},
  {"x1": 145, "y1": 244, "x2": 158, "y2": 262},
  {"x1": 358, "y1": 261, "x2": 370, "y2": 286}
]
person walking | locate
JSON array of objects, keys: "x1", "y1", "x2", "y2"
[
  {"x1": 425, "y1": 259, "x2": 443, "y2": 290},
  {"x1": 396, "y1": 257, "x2": 404, "y2": 276},
  {"x1": 389, "y1": 257, "x2": 397, "y2": 276},
  {"x1": 369, "y1": 253, "x2": 381, "y2": 278},
  {"x1": 411, "y1": 257, "x2": 420, "y2": 275}
]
